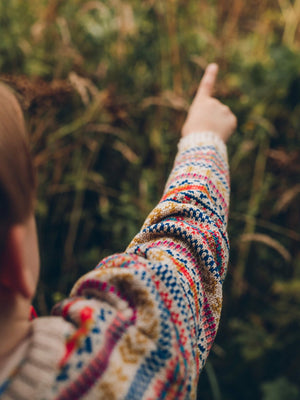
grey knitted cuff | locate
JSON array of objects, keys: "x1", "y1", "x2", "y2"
[{"x1": 178, "y1": 131, "x2": 228, "y2": 162}]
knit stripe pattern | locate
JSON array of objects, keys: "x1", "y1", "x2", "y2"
[{"x1": 0, "y1": 131, "x2": 230, "y2": 400}]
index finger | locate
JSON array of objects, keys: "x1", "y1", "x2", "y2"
[{"x1": 197, "y1": 63, "x2": 219, "y2": 97}]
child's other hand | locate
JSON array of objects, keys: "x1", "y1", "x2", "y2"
[{"x1": 181, "y1": 63, "x2": 237, "y2": 143}]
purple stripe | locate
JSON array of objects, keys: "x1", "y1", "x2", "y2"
[{"x1": 56, "y1": 310, "x2": 136, "y2": 400}]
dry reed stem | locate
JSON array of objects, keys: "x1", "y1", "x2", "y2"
[
  {"x1": 278, "y1": 0, "x2": 300, "y2": 48},
  {"x1": 275, "y1": 184, "x2": 300, "y2": 213},
  {"x1": 233, "y1": 135, "x2": 270, "y2": 297},
  {"x1": 62, "y1": 138, "x2": 103, "y2": 271},
  {"x1": 48, "y1": 90, "x2": 110, "y2": 143},
  {"x1": 141, "y1": 91, "x2": 189, "y2": 111},
  {"x1": 231, "y1": 212, "x2": 300, "y2": 242},
  {"x1": 241, "y1": 233, "x2": 292, "y2": 262},
  {"x1": 165, "y1": 0, "x2": 182, "y2": 94}
]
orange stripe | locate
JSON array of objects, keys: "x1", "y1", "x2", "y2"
[{"x1": 162, "y1": 184, "x2": 212, "y2": 203}]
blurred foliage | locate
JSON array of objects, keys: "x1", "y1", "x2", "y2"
[
  {"x1": 262, "y1": 377, "x2": 299, "y2": 400},
  {"x1": 1, "y1": 0, "x2": 300, "y2": 398}
]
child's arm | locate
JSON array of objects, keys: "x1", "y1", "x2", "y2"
[{"x1": 51, "y1": 64, "x2": 236, "y2": 399}]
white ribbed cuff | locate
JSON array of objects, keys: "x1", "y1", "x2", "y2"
[{"x1": 178, "y1": 131, "x2": 227, "y2": 161}]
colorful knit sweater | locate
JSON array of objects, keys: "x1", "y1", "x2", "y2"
[{"x1": 0, "y1": 131, "x2": 230, "y2": 400}]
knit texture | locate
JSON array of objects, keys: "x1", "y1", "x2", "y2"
[{"x1": 0, "y1": 131, "x2": 230, "y2": 400}]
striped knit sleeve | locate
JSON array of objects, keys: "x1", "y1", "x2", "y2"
[
  {"x1": 50, "y1": 131, "x2": 230, "y2": 400},
  {"x1": 126, "y1": 130, "x2": 230, "y2": 381}
]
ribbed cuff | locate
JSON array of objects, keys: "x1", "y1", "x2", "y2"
[{"x1": 178, "y1": 131, "x2": 228, "y2": 162}]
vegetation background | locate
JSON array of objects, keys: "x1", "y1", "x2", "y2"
[{"x1": 1, "y1": 0, "x2": 299, "y2": 398}]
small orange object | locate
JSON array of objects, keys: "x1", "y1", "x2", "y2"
[
  {"x1": 30, "y1": 306, "x2": 38, "y2": 320},
  {"x1": 59, "y1": 306, "x2": 94, "y2": 368}
]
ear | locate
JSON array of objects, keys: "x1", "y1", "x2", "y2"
[{"x1": 0, "y1": 225, "x2": 32, "y2": 299}]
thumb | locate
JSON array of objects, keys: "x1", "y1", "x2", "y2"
[{"x1": 197, "y1": 63, "x2": 219, "y2": 98}]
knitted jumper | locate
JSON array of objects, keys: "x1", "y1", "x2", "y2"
[{"x1": 0, "y1": 131, "x2": 230, "y2": 400}]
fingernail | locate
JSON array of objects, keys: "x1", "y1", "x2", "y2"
[{"x1": 208, "y1": 63, "x2": 218, "y2": 72}]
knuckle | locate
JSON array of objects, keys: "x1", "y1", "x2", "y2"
[
  {"x1": 231, "y1": 114, "x2": 238, "y2": 129},
  {"x1": 209, "y1": 97, "x2": 219, "y2": 106}
]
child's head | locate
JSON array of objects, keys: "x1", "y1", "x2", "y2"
[{"x1": 0, "y1": 83, "x2": 39, "y2": 302}]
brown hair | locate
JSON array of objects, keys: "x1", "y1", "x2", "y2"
[{"x1": 0, "y1": 83, "x2": 36, "y2": 255}]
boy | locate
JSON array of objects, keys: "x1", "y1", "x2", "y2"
[{"x1": 0, "y1": 64, "x2": 236, "y2": 399}]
